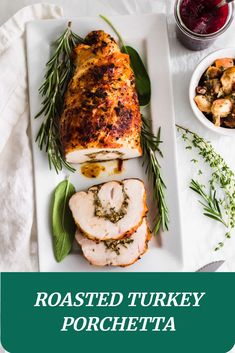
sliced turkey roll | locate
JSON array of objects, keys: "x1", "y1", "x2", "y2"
[
  {"x1": 69, "y1": 179, "x2": 148, "y2": 241},
  {"x1": 75, "y1": 218, "x2": 151, "y2": 267}
]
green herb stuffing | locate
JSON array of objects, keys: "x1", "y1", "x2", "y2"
[
  {"x1": 104, "y1": 238, "x2": 134, "y2": 255},
  {"x1": 93, "y1": 183, "x2": 129, "y2": 223}
]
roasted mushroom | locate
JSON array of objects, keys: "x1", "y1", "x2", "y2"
[
  {"x1": 205, "y1": 78, "x2": 221, "y2": 95},
  {"x1": 194, "y1": 95, "x2": 212, "y2": 113},
  {"x1": 221, "y1": 67, "x2": 235, "y2": 95},
  {"x1": 205, "y1": 66, "x2": 221, "y2": 79},
  {"x1": 211, "y1": 98, "x2": 233, "y2": 126}
]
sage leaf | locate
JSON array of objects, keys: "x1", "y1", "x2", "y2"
[
  {"x1": 124, "y1": 46, "x2": 151, "y2": 106},
  {"x1": 51, "y1": 179, "x2": 76, "y2": 262}
]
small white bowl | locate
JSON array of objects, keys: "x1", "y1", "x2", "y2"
[{"x1": 189, "y1": 47, "x2": 235, "y2": 136}]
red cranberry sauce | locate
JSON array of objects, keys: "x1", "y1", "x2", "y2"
[{"x1": 180, "y1": 0, "x2": 229, "y2": 34}]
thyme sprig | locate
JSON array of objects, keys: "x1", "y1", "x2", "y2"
[
  {"x1": 35, "y1": 22, "x2": 84, "y2": 173},
  {"x1": 141, "y1": 116, "x2": 169, "y2": 233},
  {"x1": 177, "y1": 124, "x2": 235, "y2": 250}
]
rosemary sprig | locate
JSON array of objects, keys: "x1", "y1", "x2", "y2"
[
  {"x1": 177, "y1": 124, "x2": 235, "y2": 249},
  {"x1": 141, "y1": 116, "x2": 169, "y2": 233},
  {"x1": 35, "y1": 22, "x2": 84, "y2": 173},
  {"x1": 189, "y1": 179, "x2": 227, "y2": 227}
]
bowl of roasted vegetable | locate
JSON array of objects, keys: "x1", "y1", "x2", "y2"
[{"x1": 189, "y1": 48, "x2": 235, "y2": 135}]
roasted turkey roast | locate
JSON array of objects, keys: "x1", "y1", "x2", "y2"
[{"x1": 60, "y1": 30, "x2": 142, "y2": 164}]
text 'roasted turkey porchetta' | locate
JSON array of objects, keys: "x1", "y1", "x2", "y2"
[{"x1": 60, "y1": 30, "x2": 142, "y2": 164}]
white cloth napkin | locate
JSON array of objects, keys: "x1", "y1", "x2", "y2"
[
  {"x1": 0, "y1": 0, "x2": 234, "y2": 272},
  {"x1": 0, "y1": 3, "x2": 63, "y2": 271}
]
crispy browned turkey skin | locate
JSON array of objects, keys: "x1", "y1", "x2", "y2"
[{"x1": 60, "y1": 30, "x2": 142, "y2": 164}]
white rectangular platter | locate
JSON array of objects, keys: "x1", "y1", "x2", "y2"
[{"x1": 26, "y1": 14, "x2": 183, "y2": 272}]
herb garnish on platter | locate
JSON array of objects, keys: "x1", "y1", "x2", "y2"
[
  {"x1": 52, "y1": 178, "x2": 76, "y2": 262},
  {"x1": 141, "y1": 117, "x2": 169, "y2": 232},
  {"x1": 177, "y1": 124, "x2": 235, "y2": 250},
  {"x1": 35, "y1": 23, "x2": 84, "y2": 173}
]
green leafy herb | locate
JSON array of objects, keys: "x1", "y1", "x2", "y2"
[
  {"x1": 51, "y1": 178, "x2": 76, "y2": 262},
  {"x1": 177, "y1": 124, "x2": 235, "y2": 249},
  {"x1": 125, "y1": 46, "x2": 151, "y2": 106},
  {"x1": 100, "y1": 15, "x2": 151, "y2": 106},
  {"x1": 189, "y1": 179, "x2": 227, "y2": 227},
  {"x1": 35, "y1": 22, "x2": 84, "y2": 173},
  {"x1": 142, "y1": 116, "x2": 169, "y2": 233}
]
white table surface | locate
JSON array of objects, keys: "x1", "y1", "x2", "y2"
[{"x1": 0, "y1": 0, "x2": 235, "y2": 271}]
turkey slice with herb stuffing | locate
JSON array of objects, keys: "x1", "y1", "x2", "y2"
[
  {"x1": 75, "y1": 218, "x2": 151, "y2": 267},
  {"x1": 69, "y1": 179, "x2": 148, "y2": 241}
]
